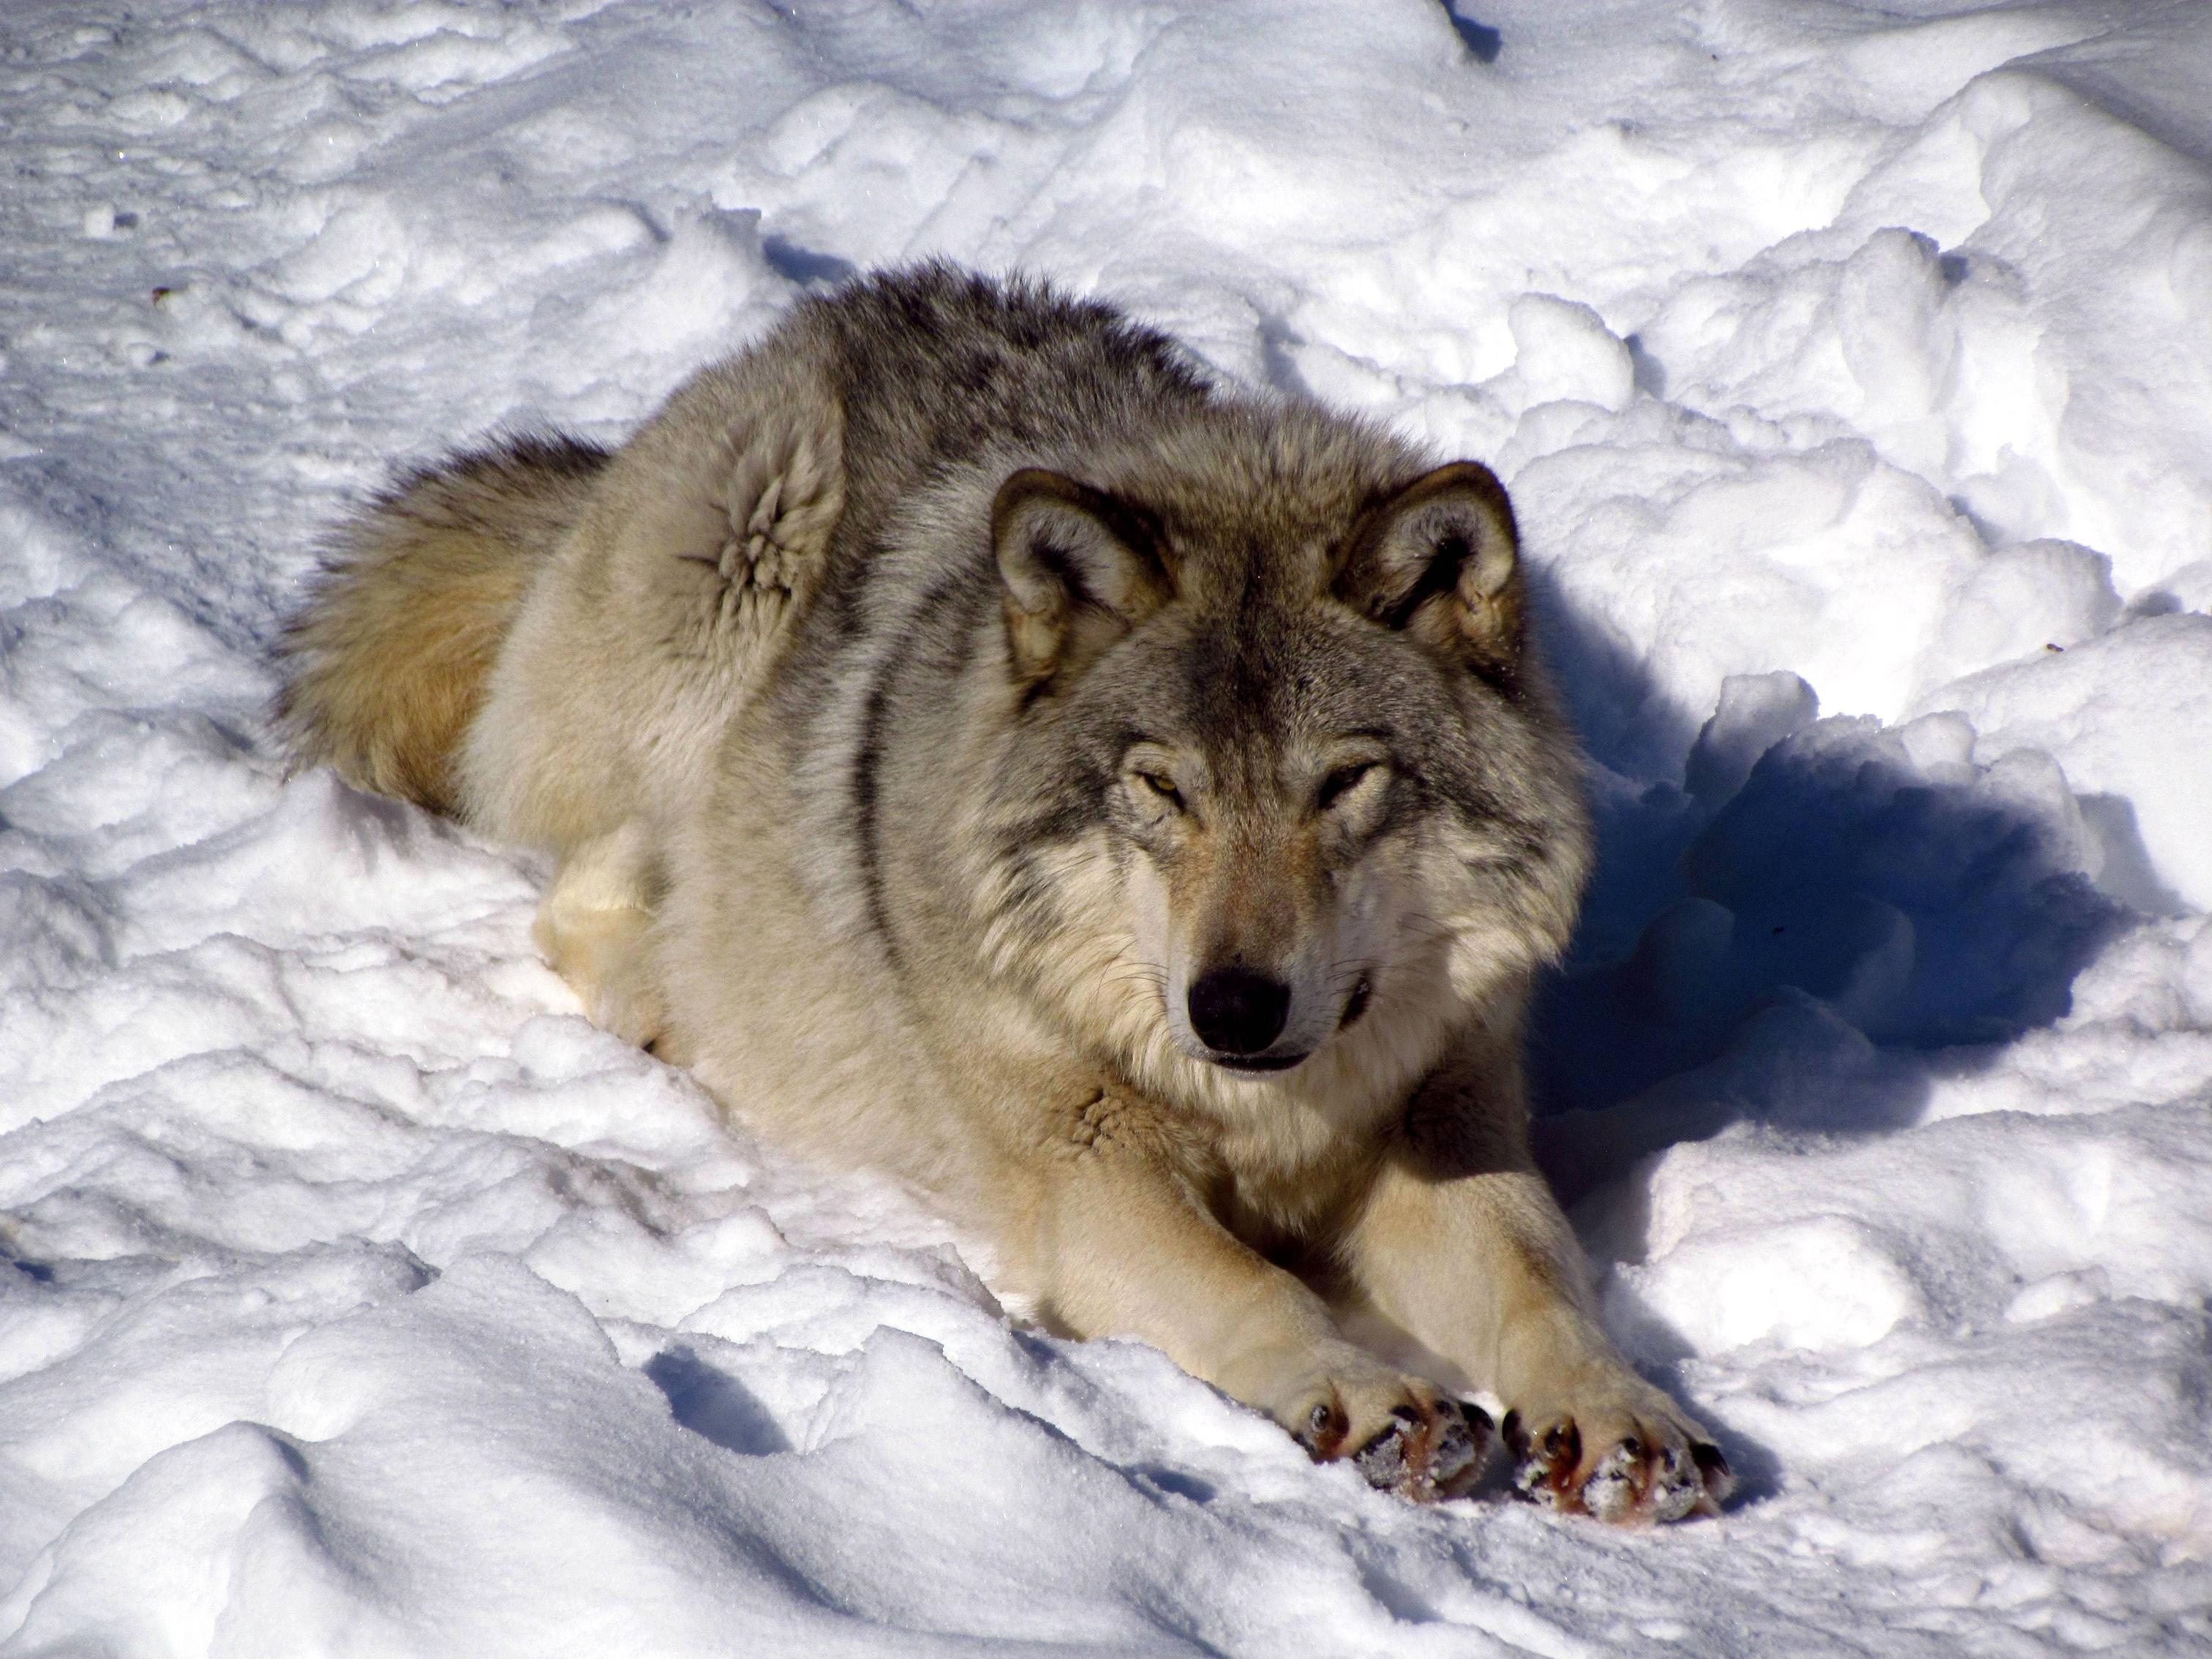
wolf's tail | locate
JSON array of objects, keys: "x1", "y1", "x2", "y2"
[{"x1": 276, "y1": 434, "x2": 609, "y2": 817}]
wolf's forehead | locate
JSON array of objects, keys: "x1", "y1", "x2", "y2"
[
  {"x1": 1123, "y1": 413, "x2": 1411, "y2": 579},
  {"x1": 1165, "y1": 472, "x2": 1378, "y2": 569},
  {"x1": 1162, "y1": 603, "x2": 1423, "y2": 752}
]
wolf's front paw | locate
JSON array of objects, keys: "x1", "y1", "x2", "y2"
[
  {"x1": 1502, "y1": 1391, "x2": 1732, "y2": 1524},
  {"x1": 1290, "y1": 1369, "x2": 1494, "y2": 1502}
]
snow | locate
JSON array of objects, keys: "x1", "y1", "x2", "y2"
[{"x1": 4, "y1": 0, "x2": 2212, "y2": 1651}]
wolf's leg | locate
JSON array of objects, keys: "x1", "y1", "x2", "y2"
[
  {"x1": 534, "y1": 820, "x2": 666, "y2": 1049},
  {"x1": 1037, "y1": 1090, "x2": 1488, "y2": 1501},
  {"x1": 1339, "y1": 1053, "x2": 1732, "y2": 1524}
]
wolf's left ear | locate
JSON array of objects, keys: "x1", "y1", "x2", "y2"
[
  {"x1": 1336, "y1": 462, "x2": 1523, "y2": 681},
  {"x1": 994, "y1": 468, "x2": 1170, "y2": 692}
]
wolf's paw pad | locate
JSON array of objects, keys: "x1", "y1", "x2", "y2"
[
  {"x1": 1355, "y1": 1399, "x2": 1492, "y2": 1502},
  {"x1": 1304, "y1": 1393, "x2": 1492, "y2": 1502},
  {"x1": 1503, "y1": 1412, "x2": 1731, "y2": 1524}
]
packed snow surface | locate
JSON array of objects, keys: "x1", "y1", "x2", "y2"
[{"x1": 5, "y1": 0, "x2": 2212, "y2": 1652}]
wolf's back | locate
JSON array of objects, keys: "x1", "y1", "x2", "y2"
[{"x1": 276, "y1": 434, "x2": 608, "y2": 816}]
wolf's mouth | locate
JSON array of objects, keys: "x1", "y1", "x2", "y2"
[{"x1": 1209, "y1": 1051, "x2": 1310, "y2": 1075}]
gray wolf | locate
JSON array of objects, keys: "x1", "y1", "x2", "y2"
[{"x1": 280, "y1": 265, "x2": 1731, "y2": 1521}]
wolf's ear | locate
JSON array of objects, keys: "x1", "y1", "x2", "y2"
[
  {"x1": 993, "y1": 469, "x2": 1169, "y2": 691},
  {"x1": 1336, "y1": 462, "x2": 1523, "y2": 682}
]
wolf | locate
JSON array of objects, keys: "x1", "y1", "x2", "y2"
[{"x1": 280, "y1": 264, "x2": 1730, "y2": 1521}]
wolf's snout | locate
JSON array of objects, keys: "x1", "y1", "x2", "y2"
[{"x1": 1187, "y1": 969, "x2": 1291, "y2": 1056}]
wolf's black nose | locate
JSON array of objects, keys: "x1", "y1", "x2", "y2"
[{"x1": 1188, "y1": 970, "x2": 1291, "y2": 1055}]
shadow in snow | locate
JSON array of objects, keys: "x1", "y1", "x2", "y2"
[
  {"x1": 1256, "y1": 315, "x2": 1314, "y2": 399},
  {"x1": 1520, "y1": 587, "x2": 2129, "y2": 1207},
  {"x1": 644, "y1": 1344, "x2": 794, "y2": 1456},
  {"x1": 1623, "y1": 331, "x2": 1669, "y2": 398},
  {"x1": 1129, "y1": 1464, "x2": 1217, "y2": 1504},
  {"x1": 1440, "y1": 3, "x2": 1502, "y2": 64},
  {"x1": 762, "y1": 233, "x2": 859, "y2": 290}
]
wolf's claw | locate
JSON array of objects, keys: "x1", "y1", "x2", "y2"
[
  {"x1": 1504, "y1": 1410, "x2": 1731, "y2": 1523},
  {"x1": 1693, "y1": 1441, "x2": 1732, "y2": 1488}
]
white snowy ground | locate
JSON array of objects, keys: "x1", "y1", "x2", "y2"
[{"x1": 4, "y1": 0, "x2": 2211, "y2": 1650}]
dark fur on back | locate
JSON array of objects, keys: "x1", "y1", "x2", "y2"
[{"x1": 810, "y1": 264, "x2": 1212, "y2": 506}]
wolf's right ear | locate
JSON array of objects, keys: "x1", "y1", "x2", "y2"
[{"x1": 993, "y1": 469, "x2": 1169, "y2": 692}]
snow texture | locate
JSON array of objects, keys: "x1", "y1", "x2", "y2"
[{"x1": 4, "y1": 0, "x2": 2211, "y2": 1652}]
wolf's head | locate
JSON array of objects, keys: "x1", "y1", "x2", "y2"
[{"x1": 977, "y1": 404, "x2": 1589, "y2": 1115}]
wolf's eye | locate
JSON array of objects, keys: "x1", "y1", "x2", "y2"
[
  {"x1": 1317, "y1": 763, "x2": 1375, "y2": 810},
  {"x1": 1136, "y1": 771, "x2": 1184, "y2": 809}
]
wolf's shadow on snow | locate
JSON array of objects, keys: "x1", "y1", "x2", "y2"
[{"x1": 1521, "y1": 570, "x2": 2134, "y2": 1208}]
